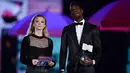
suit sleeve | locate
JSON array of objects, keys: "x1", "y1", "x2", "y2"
[
  {"x1": 59, "y1": 27, "x2": 68, "y2": 71},
  {"x1": 20, "y1": 36, "x2": 33, "y2": 66},
  {"x1": 92, "y1": 26, "x2": 102, "y2": 66}
]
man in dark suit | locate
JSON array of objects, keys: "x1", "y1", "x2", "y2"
[{"x1": 59, "y1": 2, "x2": 102, "y2": 73}]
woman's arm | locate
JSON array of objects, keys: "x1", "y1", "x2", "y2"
[
  {"x1": 47, "y1": 38, "x2": 56, "y2": 68},
  {"x1": 49, "y1": 38, "x2": 53, "y2": 56},
  {"x1": 20, "y1": 36, "x2": 33, "y2": 66}
]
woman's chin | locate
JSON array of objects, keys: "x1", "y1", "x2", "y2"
[{"x1": 36, "y1": 28, "x2": 43, "y2": 30}]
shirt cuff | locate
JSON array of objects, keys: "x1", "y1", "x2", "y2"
[
  {"x1": 92, "y1": 60, "x2": 96, "y2": 65},
  {"x1": 60, "y1": 69, "x2": 64, "y2": 72}
]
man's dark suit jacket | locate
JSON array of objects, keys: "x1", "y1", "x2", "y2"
[{"x1": 59, "y1": 21, "x2": 102, "y2": 73}]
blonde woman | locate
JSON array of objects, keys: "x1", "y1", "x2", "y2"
[{"x1": 20, "y1": 14, "x2": 55, "y2": 73}]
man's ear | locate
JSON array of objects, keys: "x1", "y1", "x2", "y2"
[{"x1": 81, "y1": 9, "x2": 83, "y2": 14}]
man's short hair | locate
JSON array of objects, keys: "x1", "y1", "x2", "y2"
[{"x1": 69, "y1": 2, "x2": 83, "y2": 10}]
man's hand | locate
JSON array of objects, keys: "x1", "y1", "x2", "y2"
[
  {"x1": 85, "y1": 58, "x2": 93, "y2": 65},
  {"x1": 80, "y1": 58, "x2": 93, "y2": 65}
]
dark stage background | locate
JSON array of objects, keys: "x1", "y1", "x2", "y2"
[
  {"x1": 96, "y1": 31, "x2": 128, "y2": 73},
  {"x1": 63, "y1": 0, "x2": 116, "y2": 19}
]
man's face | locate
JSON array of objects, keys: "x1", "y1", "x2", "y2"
[{"x1": 70, "y1": 5, "x2": 83, "y2": 19}]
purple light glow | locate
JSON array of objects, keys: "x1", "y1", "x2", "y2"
[
  {"x1": 88, "y1": 1, "x2": 130, "y2": 32},
  {"x1": 9, "y1": 11, "x2": 73, "y2": 37}
]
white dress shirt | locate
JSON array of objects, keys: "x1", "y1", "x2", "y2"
[{"x1": 74, "y1": 19, "x2": 85, "y2": 44}]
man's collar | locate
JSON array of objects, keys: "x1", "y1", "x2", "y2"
[{"x1": 74, "y1": 19, "x2": 85, "y2": 25}]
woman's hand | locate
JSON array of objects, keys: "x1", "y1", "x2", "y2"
[
  {"x1": 48, "y1": 61, "x2": 55, "y2": 66},
  {"x1": 32, "y1": 59, "x2": 39, "y2": 65}
]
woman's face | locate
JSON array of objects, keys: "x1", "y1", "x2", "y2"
[{"x1": 33, "y1": 16, "x2": 46, "y2": 30}]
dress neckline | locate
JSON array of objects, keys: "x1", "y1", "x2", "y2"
[{"x1": 32, "y1": 34, "x2": 45, "y2": 39}]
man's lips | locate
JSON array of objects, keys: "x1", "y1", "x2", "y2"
[{"x1": 73, "y1": 12, "x2": 79, "y2": 15}]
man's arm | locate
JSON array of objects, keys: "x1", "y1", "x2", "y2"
[
  {"x1": 59, "y1": 27, "x2": 68, "y2": 72},
  {"x1": 92, "y1": 26, "x2": 102, "y2": 66}
]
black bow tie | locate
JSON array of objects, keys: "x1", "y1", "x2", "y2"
[{"x1": 73, "y1": 22, "x2": 83, "y2": 25}]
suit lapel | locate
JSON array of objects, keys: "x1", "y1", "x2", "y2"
[
  {"x1": 71, "y1": 24, "x2": 80, "y2": 46},
  {"x1": 80, "y1": 22, "x2": 90, "y2": 46},
  {"x1": 70, "y1": 22, "x2": 90, "y2": 47}
]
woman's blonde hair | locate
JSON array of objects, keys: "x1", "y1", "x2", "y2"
[{"x1": 27, "y1": 14, "x2": 49, "y2": 37}]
